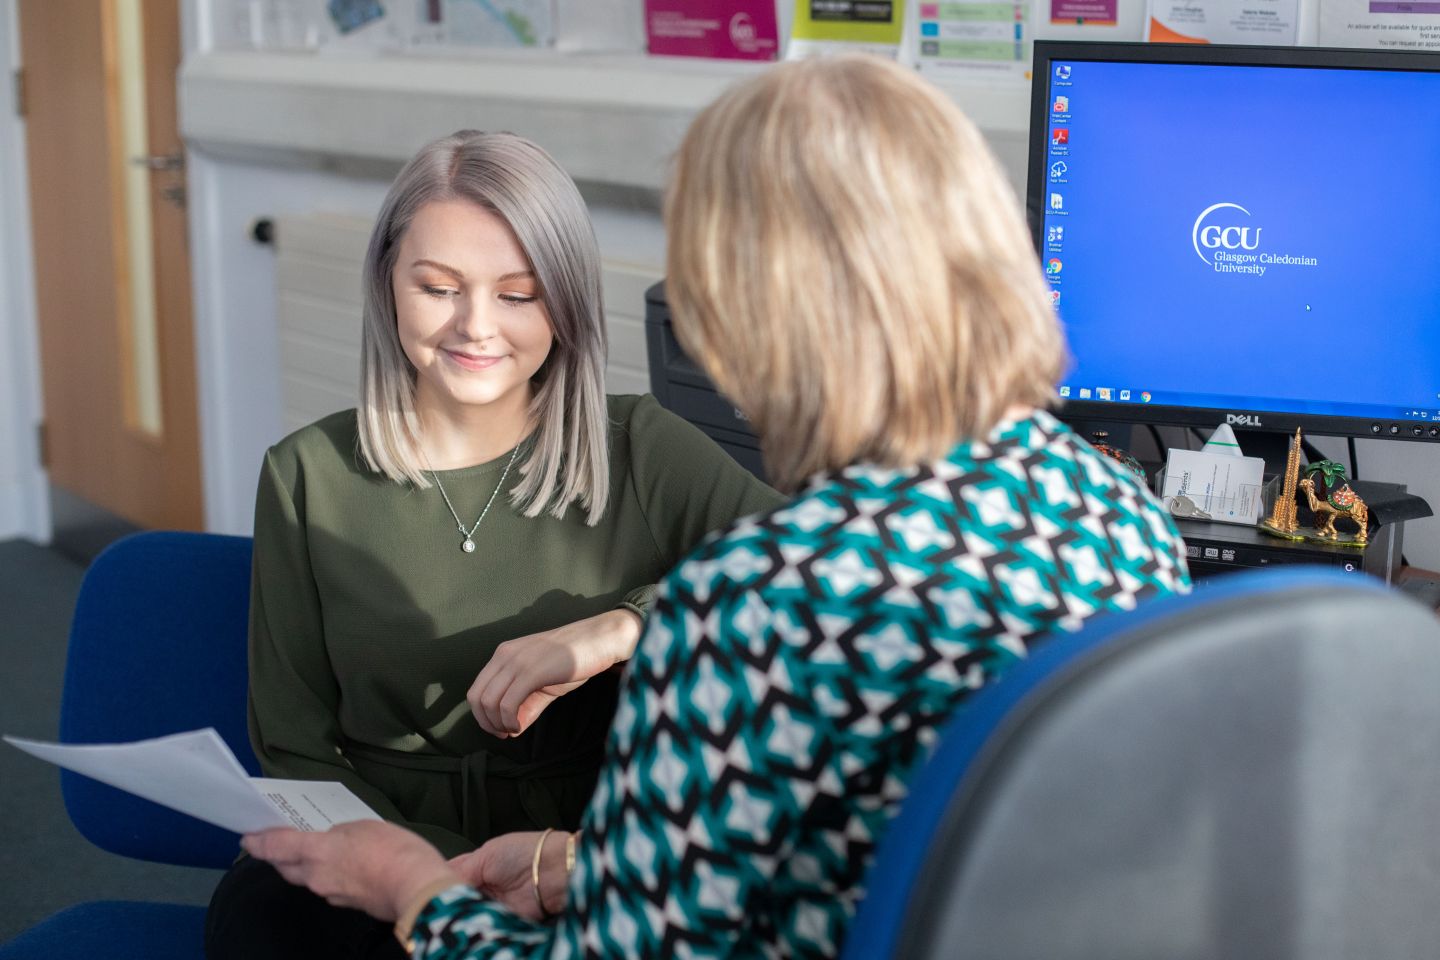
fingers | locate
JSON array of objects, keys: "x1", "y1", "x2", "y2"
[
  {"x1": 244, "y1": 830, "x2": 337, "y2": 901},
  {"x1": 469, "y1": 650, "x2": 520, "y2": 737},
  {"x1": 467, "y1": 622, "x2": 608, "y2": 738},
  {"x1": 242, "y1": 828, "x2": 310, "y2": 865},
  {"x1": 448, "y1": 848, "x2": 484, "y2": 885},
  {"x1": 498, "y1": 674, "x2": 532, "y2": 735},
  {"x1": 468, "y1": 656, "x2": 510, "y2": 736},
  {"x1": 513, "y1": 690, "x2": 560, "y2": 736}
]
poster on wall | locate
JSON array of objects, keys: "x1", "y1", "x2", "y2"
[
  {"x1": 913, "y1": 1, "x2": 1030, "y2": 79},
  {"x1": 1319, "y1": 0, "x2": 1440, "y2": 50},
  {"x1": 207, "y1": 0, "x2": 408, "y2": 52},
  {"x1": 210, "y1": 0, "x2": 328, "y2": 50},
  {"x1": 556, "y1": 0, "x2": 645, "y2": 52},
  {"x1": 788, "y1": 0, "x2": 907, "y2": 58},
  {"x1": 1051, "y1": 0, "x2": 1118, "y2": 24},
  {"x1": 1144, "y1": 0, "x2": 1299, "y2": 42},
  {"x1": 645, "y1": 1, "x2": 781, "y2": 59},
  {"x1": 1032, "y1": 0, "x2": 1145, "y2": 43},
  {"x1": 407, "y1": 0, "x2": 557, "y2": 49}
]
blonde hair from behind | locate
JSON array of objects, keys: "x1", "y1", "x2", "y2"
[
  {"x1": 665, "y1": 55, "x2": 1064, "y2": 491},
  {"x1": 357, "y1": 130, "x2": 611, "y2": 525}
]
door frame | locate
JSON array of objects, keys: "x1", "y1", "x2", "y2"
[{"x1": 0, "y1": 0, "x2": 49, "y2": 542}]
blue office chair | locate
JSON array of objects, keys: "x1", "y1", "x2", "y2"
[
  {"x1": 0, "y1": 531, "x2": 255, "y2": 960},
  {"x1": 843, "y1": 567, "x2": 1440, "y2": 960}
]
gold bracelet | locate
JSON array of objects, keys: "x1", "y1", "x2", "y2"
[
  {"x1": 565, "y1": 830, "x2": 578, "y2": 876},
  {"x1": 532, "y1": 827, "x2": 556, "y2": 919}
]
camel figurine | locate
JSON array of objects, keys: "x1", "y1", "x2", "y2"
[{"x1": 1298, "y1": 477, "x2": 1369, "y2": 544}]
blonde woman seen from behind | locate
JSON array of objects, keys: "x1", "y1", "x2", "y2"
[{"x1": 241, "y1": 58, "x2": 1190, "y2": 958}]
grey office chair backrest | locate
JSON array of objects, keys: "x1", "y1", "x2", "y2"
[{"x1": 896, "y1": 570, "x2": 1440, "y2": 960}]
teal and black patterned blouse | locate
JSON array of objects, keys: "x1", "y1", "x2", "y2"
[{"x1": 408, "y1": 410, "x2": 1191, "y2": 959}]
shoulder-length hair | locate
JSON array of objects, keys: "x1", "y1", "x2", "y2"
[
  {"x1": 665, "y1": 55, "x2": 1064, "y2": 491},
  {"x1": 358, "y1": 130, "x2": 610, "y2": 524}
]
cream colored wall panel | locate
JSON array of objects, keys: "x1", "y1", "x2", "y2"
[
  {"x1": 276, "y1": 256, "x2": 365, "y2": 310},
  {"x1": 277, "y1": 213, "x2": 373, "y2": 264},
  {"x1": 601, "y1": 262, "x2": 661, "y2": 320},
  {"x1": 277, "y1": 294, "x2": 362, "y2": 346},
  {"x1": 281, "y1": 375, "x2": 355, "y2": 434},
  {"x1": 276, "y1": 213, "x2": 372, "y2": 430},
  {"x1": 607, "y1": 314, "x2": 648, "y2": 371},
  {"x1": 278, "y1": 329, "x2": 361, "y2": 391},
  {"x1": 606, "y1": 367, "x2": 650, "y2": 398}
]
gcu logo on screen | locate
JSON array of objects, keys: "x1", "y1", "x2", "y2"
[
  {"x1": 1227, "y1": 413, "x2": 1264, "y2": 427},
  {"x1": 1192, "y1": 203, "x2": 1263, "y2": 265}
]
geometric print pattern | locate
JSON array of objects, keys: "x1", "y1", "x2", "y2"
[{"x1": 411, "y1": 410, "x2": 1191, "y2": 959}]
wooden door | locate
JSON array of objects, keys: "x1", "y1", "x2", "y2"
[{"x1": 19, "y1": 0, "x2": 202, "y2": 530}]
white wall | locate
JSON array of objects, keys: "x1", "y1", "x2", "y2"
[
  {"x1": 0, "y1": 0, "x2": 49, "y2": 542},
  {"x1": 187, "y1": 154, "x2": 393, "y2": 534}
]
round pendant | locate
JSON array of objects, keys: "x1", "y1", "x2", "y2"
[{"x1": 461, "y1": 538, "x2": 476, "y2": 554}]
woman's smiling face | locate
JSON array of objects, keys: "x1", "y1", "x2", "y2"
[{"x1": 393, "y1": 198, "x2": 554, "y2": 419}]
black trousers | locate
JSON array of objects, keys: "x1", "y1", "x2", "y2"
[{"x1": 205, "y1": 854, "x2": 408, "y2": 960}]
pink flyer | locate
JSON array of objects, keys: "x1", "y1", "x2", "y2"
[
  {"x1": 1050, "y1": 0, "x2": 1118, "y2": 25},
  {"x1": 645, "y1": 1, "x2": 780, "y2": 60}
]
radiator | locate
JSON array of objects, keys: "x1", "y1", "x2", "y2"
[{"x1": 274, "y1": 213, "x2": 658, "y2": 435}]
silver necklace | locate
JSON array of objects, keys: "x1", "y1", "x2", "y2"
[{"x1": 422, "y1": 443, "x2": 520, "y2": 554}]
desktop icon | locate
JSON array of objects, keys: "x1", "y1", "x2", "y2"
[
  {"x1": 1097, "y1": 387, "x2": 1113, "y2": 401},
  {"x1": 1078, "y1": 387, "x2": 1092, "y2": 399},
  {"x1": 1141, "y1": 391, "x2": 1152, "y2": 403},
  {"x1": 1048, "y1": 225, "x2": 1064, "y2": 243},
  {"x1": 1046, "y1": 258, "x2": 1063, "y2": 275},
  {"x1": 1059, "y1": 385, "x2": 1071, "y2": 398},
  {"x1": 1053, "y1": 95, "x2": 1070, "y2": 113},
  {"x1": 1119, "y1": 389, "x2": 1131, "y2": 401},
  {"x1": 1055, "y1": 64, "x2": 1071, "y2": 80},
  {"x1": 1050, "y1": 290, "x2": 1062, "y2": 306},
  {"x1": 1049, "y1": 193, "x2": 1064, "y2": 211},
  {"x1": 1050, "y1": 160, "x2": 1068, "y2": 179},
  {"x1": 1051, "y1": 127, "x2": 1069, "y2": 147}
]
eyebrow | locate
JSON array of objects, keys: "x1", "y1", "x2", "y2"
[
  {"x1": 410, "y1": 259, "x2": 535, "y2": 284},
  {"x1": 411, "y1": 259, "x2": 463, "y2": 279}
]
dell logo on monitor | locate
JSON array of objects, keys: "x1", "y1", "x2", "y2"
[{"x1": 1227, "y1": 413, "x2": 1264, "y2": 427}]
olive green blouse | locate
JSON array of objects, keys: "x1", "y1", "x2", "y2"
[{"x1": 247, "y1": 394, "x2": 782, "y2": 857}]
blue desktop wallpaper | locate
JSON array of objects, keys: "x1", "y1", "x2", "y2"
[{"x1": 1043, "y1": 60, "x2": 1440, "y2": 422}]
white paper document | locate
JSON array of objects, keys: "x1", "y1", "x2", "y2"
[
  {"x1": 1319, "y1": 0, "x2": 1440, "y2": 52},
  {"x1": 4, "y1": 728, "x2": 379, "y2": 834}
]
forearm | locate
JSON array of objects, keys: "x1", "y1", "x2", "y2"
[{"x1": 607, "y1": 607, "x2": 645, "y2": 669}]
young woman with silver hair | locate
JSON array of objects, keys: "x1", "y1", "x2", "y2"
[{"x1": 203, "y1": 130, "x2": 780, "y2": 959}]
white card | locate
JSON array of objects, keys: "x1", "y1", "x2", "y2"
[{"x1": 1161, "y1": 447, "x2": 1266, "y2": 524}]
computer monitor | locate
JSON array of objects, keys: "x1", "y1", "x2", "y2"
[{"x1": 1029, "y1": 41, "x2": 1440, "y2": 455}]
